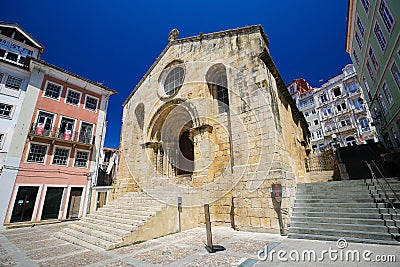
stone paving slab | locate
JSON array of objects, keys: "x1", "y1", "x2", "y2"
[
  {"x1": 38, "y1": 251, "x2": 109, "y2": 267},
  {"x1": 134, "y1": 244, "x2": 201, "y2": 265},
  {"x1": 0, "y1": 222, "x2": 399, "y2": 266}
]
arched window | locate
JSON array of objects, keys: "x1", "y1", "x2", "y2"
[
  {"x1": 135, "y1": 103, "x2": 145, "y2": 130},
  {"x1": 206, "y1": 64, "x2": 229, "y2": 113}
]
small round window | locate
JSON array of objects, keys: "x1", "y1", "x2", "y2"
[{"x1": 164, "y1": 66, "x2": 184, "y2": 96}]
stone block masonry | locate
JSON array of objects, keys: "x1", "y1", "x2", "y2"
[{"x1": 115, "y1": 25, "x2": 310, "y2": 238}]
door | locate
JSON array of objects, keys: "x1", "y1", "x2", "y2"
[
  {"x1": 41, "y1": 187, "x2": 64, "y2": 220},
  {"x1": 10, "y1": 186, "x2": 39, "y2": 223},
  {"x1": 96, "y1": 191, "x2": 107, "y2": 210},
  {"x1": 36, "y1": 111, "x2": 54, "y2": 136},
  {"x1": 66, "y1": 187, "x2": 83, "y2": 219},
  {"x1": 58, "y1": 117, "x2": 75, "y2": 140},
  {"x1": 79, "y1": 122, "x2": 93, "y2": 144}
]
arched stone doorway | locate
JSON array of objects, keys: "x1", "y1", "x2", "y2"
[
  {"x1": 177, "y1": 130, "x2": 194, "y2": 175},
  {"x1": 146, "y1": 100, "x2": 196, "y2": 179}
]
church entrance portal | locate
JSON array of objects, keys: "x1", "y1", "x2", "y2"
[{"x1": 177, "y1": 130, "x2": 194, "y2": 175}]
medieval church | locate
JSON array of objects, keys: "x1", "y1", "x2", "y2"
[{"x1": 57, "y1": 25, "x2": 310, "y2": 249}]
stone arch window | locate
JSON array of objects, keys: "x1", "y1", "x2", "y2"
[
  {"x1": 206, "y1": 63, "x2": 229, "y2": 113},
  {"x1": 135, "y1": 103, "x2": 145, "y2": 130}
]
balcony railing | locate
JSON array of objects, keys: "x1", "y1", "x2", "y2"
[{"x1": 29, "y1": 123, "x2": 94, "y2": 145}]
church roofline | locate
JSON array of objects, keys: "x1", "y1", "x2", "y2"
[
  {"x1": 259, "y1": 49, "x2": 311, "y2": 138},
  {"x1": 123, "y1": 25, "x2": 269, "y2": 107},
  {"x1": 0, "y1": 21, "x2": 45, "y2": 52}
]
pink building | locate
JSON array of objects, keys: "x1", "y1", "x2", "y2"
[{"x1": 4, "y1": 59, "x2": 116, "y2": 225}]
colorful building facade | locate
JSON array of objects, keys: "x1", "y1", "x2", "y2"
[
  {"x1": 0, "y1": 22, "x2": 116, "y2": 228},
  {"x1": 346, "y1": 0, "x2": 400, "y2": 151}
]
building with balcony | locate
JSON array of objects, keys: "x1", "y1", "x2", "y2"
[
  {"x1": 288, "y1": 65, "x2": 377, "y2": 152},
  {"x1": 288, "y1": 79, "x2": 324, "y2": 152},
  {"x1": 346, "y1": 0, "x2": 400, "y2": 151},
  {"x1": 0, "y1": 22, "x2": 117, "y2": 228},
  {"x1": 314, "y1": 64, "x2": 377, "y2": 150},
  {"x1": 1, "y1": 59, "x2": 116, "y2": 226}
]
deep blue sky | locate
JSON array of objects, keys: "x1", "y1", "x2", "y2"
[{"x1": 2, "y1": 0, "x2": 351, "y2": 148}]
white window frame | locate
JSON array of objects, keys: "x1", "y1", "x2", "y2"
[
  {"x1": 356, "y1": 14, "x2": 365, "y2": 37},
  {"x1": 0, "y1": 132, "x2": 6, "y2": 149},
  {"x1": 42, "y1": 80, "x2": 63, "y2": 101},
  {"x1": 355, "y1": 31, "x2": 363, "y2": 49},
  {"x1": 379, "y1": 0, "x2": 395, "y2": 34},
  {"x1": 84, "y1": 95, "x2": 99, "y2": 112},
  {"x1": 78, "y1": 120, "x2": 95, "y2": 144},
  {"x1": 34, "y1": 110, "x2": 56, "y2": 136},
  {"x1": 5, "y1": 75, "x2": 23, "y2": 91},
  {"x1": 25, "y1": 142, "x2": 50, "y2": 164},
  {"x1": 74, "y1": 149, "x2": 90, "y2": 168},
  {"x1": 360, "y1": 0, "x2": 370, "y2": 14},
  {"x1": 374, "y1": 21, "x2": 387, "y2": 51},
  {"x1": 51, "y1": 146, "x2": 71, "y2": 166},
  {"x1": 382, "y1": 81, "x2": 394, "y2": 106},
  {"x1": 57, "y1": 116, "x2": 77, "y2": 141},
  {"x1": 65, "y1": 88, "x2": 82, "y2": 106},
  {"x1": 0, "y1": 102, "x2": 15, "y2": 119},
  {"x1": 391, "y1": 62, "x2": 400, "y2": 89}
]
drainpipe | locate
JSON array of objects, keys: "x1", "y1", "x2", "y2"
[{"x1": 85, "y1": 95, "x2": 108, "y2": 215}]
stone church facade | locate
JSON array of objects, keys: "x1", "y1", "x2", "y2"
[{"x1": 115, "y1": 25, "x2": 310, "y2": 236}]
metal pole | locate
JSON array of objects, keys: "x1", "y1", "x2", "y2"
[
  {"x1": 204, "y1": 204, "x2": 213, "y2": 251},
  {"x1": 178, "y1": 196, "x2": 182, "y2": 232}
]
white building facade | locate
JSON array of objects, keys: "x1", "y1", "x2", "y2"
[
  {"x1": 288, "y1": 79, "x2": 324, "y2": 152},
  {"x1": 289, "y1": 65, "x2": 377, "y2": 152},
  {"x1": 0, "y1": 22, "x2": 44, "y2": 169},
  {"x1": 314, "y1": 64, "x2": 377, "y2": 150}
]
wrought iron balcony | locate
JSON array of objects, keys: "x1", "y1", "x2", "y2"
[{"x1": 29, "y1": 123, "x2": 94, "y2": 146}]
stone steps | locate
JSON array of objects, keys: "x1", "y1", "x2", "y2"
[
  {"x1": 56, "y1": 191, "x2": 167, "y2": 250},
  {"x1": 289, "y1": 179, "x2": 400, "y2": 245},
  {"x1": 290, "y1": 221, "x2": 396, "y2": 234},
  {"x1": 288, "y1": 233, "x2": 400, "y2": 246},
  {"x1": 290, "y1": 227, "x2": 393, "y2": 241},
  {"x1": 55, "y1": 228, "x2": 115, "y2": 250},
  {"x1": 290, "y1": 216, "x2": 391, "y2": 226},
  {"x1": 75, "y1": 220, "x2": 131, "y2": 236},
  {"x1": 294, "y1": 202, "x2": 384, "y2": 208},
  {"x1": 83, "y1": 217, "x2": 136, "y2": 232},
  {"x1": 295, "y1": 197, "x2": 374, "y2": 203}
]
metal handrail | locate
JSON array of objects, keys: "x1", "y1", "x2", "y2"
[
  {"x1": 365, "y1": 161, "x2": 398, "y2": 213},
  {"x1": 371, "y1": 160, "x2": 400, "y2": 203}
]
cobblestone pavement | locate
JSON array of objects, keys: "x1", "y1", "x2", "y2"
[{"x1": 0, "y1": 222, "x2": 399, "y2": 266}]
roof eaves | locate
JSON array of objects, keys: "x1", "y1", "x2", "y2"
[
  {"x1": 0, "y1": 21, "x2": 45, "y2": 51},
  {"x1": 28, "y1": 57, "x2": 117, "y2": 95},
  {"x1": 259, "y1": 49, "x2": 311, "y2": 138}
]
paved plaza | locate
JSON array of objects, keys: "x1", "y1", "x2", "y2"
[{"x1": 0, "y1": 222, "x2": 399, "y2": 266}]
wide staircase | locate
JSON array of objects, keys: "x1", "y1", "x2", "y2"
[
  {"x1": 289, "y1": 178, "x2": 400, "y2": 245},
  {"x1": 55, "y1": 191, "x2": 168, "y2": 250}
]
